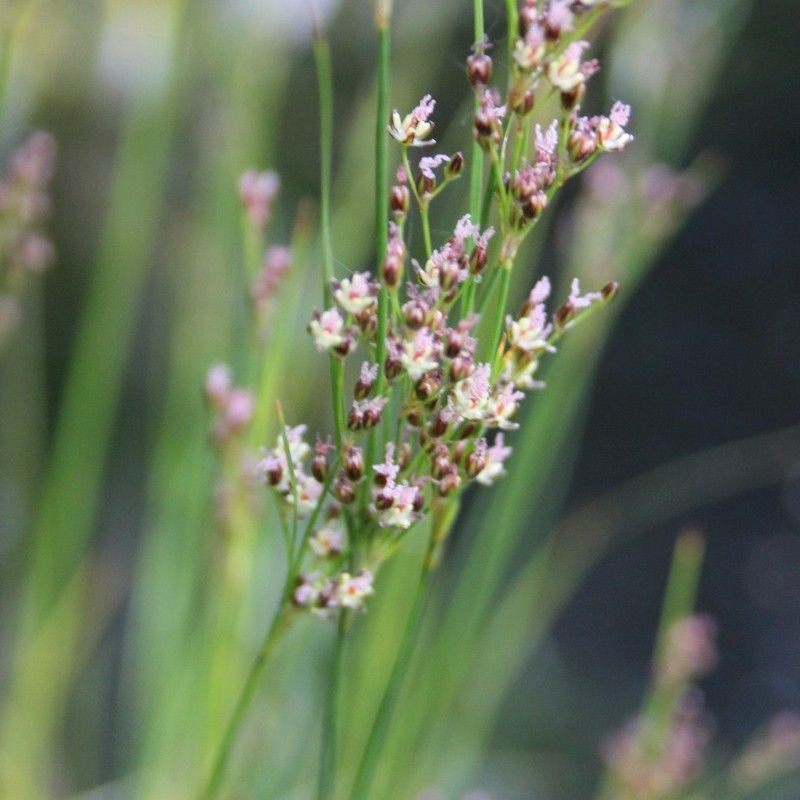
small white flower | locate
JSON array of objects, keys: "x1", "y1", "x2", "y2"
[
  {"x1": 475, "y1": 433, "x2": 513, "y2": 486},
  {"x1": 448, "y1": 363, "x2": 491, "y2": 422},
  {"x1": 309, "y1": 308, "x2": 345, "y2": 352},
  {"x1": 401, "y1": 328, "x2": 439, "y2": 380},
  {"x1": 388, "y1": 95, "x2": 436, "y2": 147},
  {"x1": 309, "y1": 520, "x2": 345, "y2": 558},
  {"x1": 597, "y1": 102, "x2": 634, "y2": 152},
  {"x1": 332, "y1": 570, "x2": 374, "y2": 610},
  {"x1": 485, "y1": 383, "x2": 524, "y2": 430},
  {"x1": 333, "y1": 272, "x2": 375, "y2": 315}
]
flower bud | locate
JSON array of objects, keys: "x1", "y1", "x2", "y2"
[
  {"x1": 406, "y1": 405, "x2": 424, "y2": 428},
  {"x1": 522, "y1": 190, "x2": 548, "y2": 221},
  {"x1": 465, "y1": 447, "x2": 487, "y2": 478},
  {"x1": 312, "y1": 453, "x2": 328, "y2": 482},
  {"x1": 344, "y1": 445, "x2": 364, "y2": 480},
  {"x1": 554, "y1": 300, "x2": 576, "y2": 329},
  {"x1": 470, "y1": 240, "x2": 489, "y2": 274},
  {"x1": 466, "y1": 52, "x2": 492, "y2": 87},
  {"x1": 449, "y1": 354, "x2": 473, "y2": 382},
  {"x1": 334, "y1": 475, "x2": 356, "y2": 504},
  {"x1": 398, "y1": 442, "x2": 411, "y2": 470},
  {"x1": 602, "y1": 281, "x2": 619, "y2": 301},
  {"x1": 429, "y1": 413, "x2": 449, "y2": 438},
  {"x1": 445, "y1": 330, "x2": 465, "y2": 358},
  {"x1": 438, "y1": 469, "x2": 461, "y2": 496},
  {"x1": 385, "y1": 352, "x2": 402, "y2": 380},
  {"x1": 415, "y1": 371, "x2": 443, "y2": 401},
  {"x1": 403, "y1": 301, "x2": 426, "y2": 330},
  {"x1": 439, "y1": 259, "x2": 461, "y2": 291},
  {"x1": 363, "y1": 404, "x2": 384, "y2": 429},
  {"x1": 445, "y1": 151, "x2": 464, "y2": 179},
  {"x1": 375, "y1": 489, "x2": 394, "y2": 510},
  {"x1": 265, "y1": 460, "x2": 283, "y2": 487},
  {"x1": 412, "y1": 485, "x2": 425, "y2": 512},
  {"x1": 390, "y1": 184, "x2": 410, "y2": 216},
  {"x1": 347, "y1": 406, "x2": 364, "y2": 430},
  {"x1": 431, "y1": 445, "x2": 451, "y2": 480},
  {"x1": 513, "y1": 90, "x2": 535, "y2": 117},
  {"x1": 382, "y1": 252, "x2": 403, "y2": 288},
  {"x1": 561, "y1": 83, "x2": 585, "y2": 112}
]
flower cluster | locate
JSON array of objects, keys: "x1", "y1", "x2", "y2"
[
  {"x1": 0, "y1": 131, "x2": 57, "y2": 344},
  {"x1": 219, "y1": 1, "x2": 634, "y2": 619}
]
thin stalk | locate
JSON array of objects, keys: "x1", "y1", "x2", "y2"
[
  {"x1": 486, "y1": 264, "x2": 511, "y2": 365},
  {"x1": 363, "y1": 8, "x2": 392, "y2": 516},
  {"x1": 313, "y1": 31, "x2": 346, "y2": 451},
  {"x1": 462, "y1": 0, "x2": 485, "y2": 316},
  {"x1": 200, "y1": 602, "x2": 292, "y2": 800},
  {"x1": 318, "y1": 608, "x2": 348, "y2": 800},
  {"x1": 351, "y1": 500, "x2": 459, "y2": 800},
  {"x1": 419, "y1": 205, "x2": 433, "y2": 258}
]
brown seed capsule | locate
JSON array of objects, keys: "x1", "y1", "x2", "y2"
[
  {"x1": 362, "y1": 405, "x2": 383, "y2": 429},
  {"x1": 375, "y1": 489, "x2": 394, "y2": 510},
  {"x1": 439, "y1": 259, "x2": 461, "y2": 291},
  {"x1": 602, "y1": 281, "x2": 619, "y2": 301},
  {"x1": 406, "y1": 405, "x2": 424, "y2": 428},
  {"x1": 522, "y1": 191, "x2": 548, "y2": 221},
  {"x1": 445, "y1": 330, "x2": 465, "y2": 358},
  {"x1": 344, "y1": 446, "x2": 364, "y2": 481},
  {"x1": 347, "y1": 406, "x2": 364, "y2": 430},
  {"x1": 398, "y1": 442, "x2": 411, "y2": 470},
  {"x1": 554, "y1": 300, "x2": 576, "y2": 329},
  {"x1": 465, "y1": 448, "x2": 487, "y2": 478},
  {"x1": 334, "y1": 475, "x2": 356, "y2": 504},
  {"x1": 429, "y1": 413, "x2": 449, "y2": 438},
  {"x1": 265, "y1": 461, "x2": 283, "y2": 486},
  {"x1": 445, "y1": 151, "x2": 464, "y2": 179},
  {"x1": 403, "y1": 301, "x2": 426, "y2": 330},
  {"x1": 385, "y1": 353, "x2": 402, "y2": 380},
  {"x1": 466, "y1": 52, "x2": 492, "y2": 86},
  {"x1": 513, "y1": 90, "x2": 535, "y2": 117},
  {"x1": 474, "y1": 109, "x2": 494, "y2": 138},
  {"x1": 438, "y1": 469, "x2": 461, "y2": 497},
  {"x1": 561, "y1": 83, "x2": 585, "y2": 112},
  {"x1": 382, "y1": 252, "x2": 403, "y2": 288},
  {"x1": 311, "y1": 453, "x2": 328, "y2": 482},
  {"x1": 412, "y1": 485, "x2": 424, "y2": 513},
  {"x1": 470, "y1": 240, "x2": 488, "y2": 274},
  {"x1": 416, "y1": 371, "x2": 442, "y2": 401},
  {"x1": 449, "y1": 355, "x2": 473, "y2": 382}
]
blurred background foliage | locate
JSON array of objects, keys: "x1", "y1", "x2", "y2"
[{"x1": 0, "y1": 0, "x2": 798, "y2": 798}]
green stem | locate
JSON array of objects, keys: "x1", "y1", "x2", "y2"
[
  {"x1": 419, "y1": 205, "x2": 433, "y2": 258},
  {"x1": 351, "y1": 500, "x2": 459, "y2": 800},
  {"x1": 200, "y1": 602, "x2": 292, "y2": 800},
  {"x1": 318, "y1": 608, "x2": 348, "y2": 800},
  {"x1": 363, "y1": 10, "x2": 392, "y2": 517},
  {"x1": 486, "y1": 264, "x2": 511, "y2": 366},
  {"x1": 462, "y1": 0, "x2": 485, "y2": 318}
]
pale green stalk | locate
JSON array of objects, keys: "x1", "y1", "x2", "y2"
[
  {"x1": 200, "y1": 602, "x2": 293, "y2": 800},
  {"x1": 351, "y1": 500, "x2": 459, "y2": 800},
  {"x1": 462, "y1": 0, "x2": 485, "y2": 316}
]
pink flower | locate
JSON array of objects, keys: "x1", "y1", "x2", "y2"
[
  {"x1": 239, "y1": 169, "x2": 280, "y2": 228},
  {"x1": 547, "y1": 41, "x2": 599, "y2": 93},
  {"x1": 597, "y1": 102, "x2": 634, "y2": 151},
  {"x1": 568, "y1": 277, "x2": 603, "y2": 309},
  {"x1": 418, "y1": 153, "x2": 450, "y2": 180},
  {"x1": 374, "y1": 442, "x2": 400, "y2": 486},
  {"x1": 486, "y1": 383, "x2": 524, "y2": 430},
  {"x1": 475, "y1": 433, "x2": 512, "y2": 486}
]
